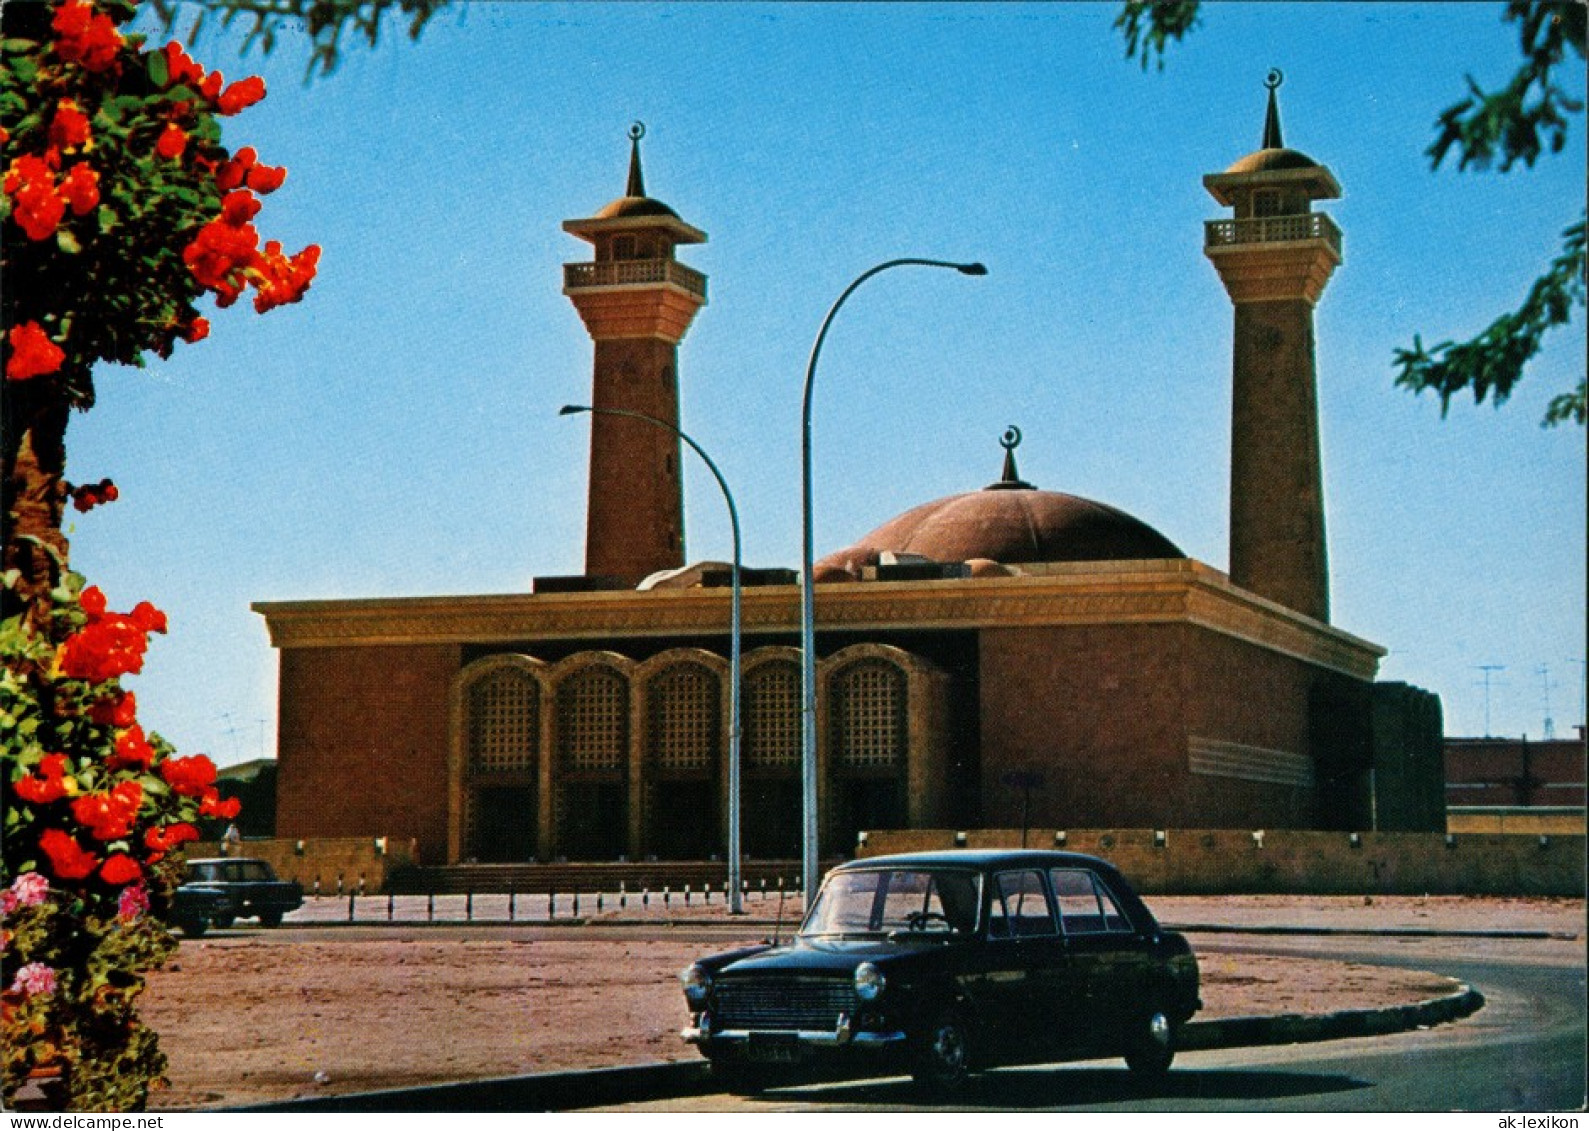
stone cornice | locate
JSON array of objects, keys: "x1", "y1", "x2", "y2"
[{"x1": 253, "y1": 558, "x2": 1383, "y2": 679}]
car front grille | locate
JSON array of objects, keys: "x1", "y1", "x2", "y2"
[{"x1": 715, "y1": 977, "x2": 856, "y2": 1031}]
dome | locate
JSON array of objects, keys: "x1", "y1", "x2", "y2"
[
  {"x1": 594, "y1": 195, "x2": 681, "y2": 220},
  {"x1": 1224, "y1": 146, "x2": 1322, "y2": 174},
  {"x1": 816, "y1": 431, "x2": 1183, "y2": 577}
]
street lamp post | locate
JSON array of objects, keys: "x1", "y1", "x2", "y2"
[
  {"x1": 560, "y1": 404, "x2": 746, "y2": 914},
  {"x1": 798, "y1": 258, "x2": 987, "y2": 903}
]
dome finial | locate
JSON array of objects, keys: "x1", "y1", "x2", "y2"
[
  {"x1": 1261, "y1": 69, "x2": 1284, "y2": 150},
  {"x1": 626, "y1": 121, "x2": 646, "y2": 198},
  {"x1": 987, "y1": 425, "x2": 1034, "y2": 491}
]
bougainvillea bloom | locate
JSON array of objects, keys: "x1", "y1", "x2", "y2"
[
  {"x1": 3, "y1": 154, "x2": 66, "y2": 241},
  {"x1": 3, "y1": 872, "x2": 51, "y2": 913},
  {"x1": 254, "y1": 242, "x2": 322, "y2": 314},
  {"x1": 144, "y1": 822, "x2": 200, "y2": 855},
  {"x1": 109, "y1": 724, "x2": 155, "y2": 771},
  {"x1": 51, "y1": 1, "x2": 123, "y2": 72},
  {"x1": 182, "y1": 316, "x2": 210, "y2": 343},
  {"x1": 9, "y1": 963, "x2": 58, "y2": 998},
  {"x1": 161, "y1": 40, "x2": 206, "y2": 87},
  {"x1": 70, "y1": 780, "x2": 143, "y2": 841},
  {"x1": 155, "y1": 122, "x2": 187, "y2": 159},
  {"x1": 49, "y1": 100, "x2": 92, "y2": 149},
  {"x1": 245, "y1": 162, "x2": 287, "y2": 194},
  {"x1": 99, "y1": 853, "x2": 142, "y2": 885},
  {"x1": 39, "y1": 829, "x2": 98, "y2": 880},
  {"x1": 199, "y1": 789, "x2": 241, "y2": 820},
  {"x1": 5, "y1": 321, "x2": 67, "y2": 381},
  {"x1": 217, "y1": 75, "x2": 266, "y2": 115},
  {"x1": 159, "y1": 753, "x2": 217, "y2": 797},
  {"x1": 60, "y1": 162, "x2": 99, "y2": 215},
  {"x1": 118, "y1": 882, "x2": 151, "y2": 921},
  {"x1": 12, "y1": 753, "x2": 75, "y2": 805},
  {"x1": 71, "y1": 477, "x2": 118, "y2": 513},
  {"x1": 129, "y1": 600, "x2": 169, "y2": 634},
  {"x1": 88, "y1": 689, "x2": 136, "y2": 728}
]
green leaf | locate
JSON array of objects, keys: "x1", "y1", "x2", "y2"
[
  {"x1": 56, "y1": 228, "x2": 82, "y2": 254},
  {"x1": 146, "y1": 48, "x2": 170, "y2": 88},
  {"x1": 97, "y1": 204, "x2": 118, "y2": 233}
]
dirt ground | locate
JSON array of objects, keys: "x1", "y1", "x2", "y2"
[{"x1": 138, "y1": 894, "x2": 1582, "y2": 1110}]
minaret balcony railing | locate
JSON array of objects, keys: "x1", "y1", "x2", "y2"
[
  {"x1": 1204, "y1": 213, "x2": 1342, "y2": 254},
  {"x1": 564, "y1": 258, "x2": 708, "y2": 299}
]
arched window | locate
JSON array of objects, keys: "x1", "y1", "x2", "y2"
[
  {"x1": 742, "y1": 658, "x2": 801, "y2": 858},
  {"x1": 554, "y1": 664, "x2": 630, "y2": 860},
  {"x1": 827, "y1": 656, "x2": 909, "y2": 853},
  {"x1": 643, "y1": 662, "x2": 721, "y2": 859},
  {"x1": 461, "y1": 664, "x2": 539, "y2": 862}
]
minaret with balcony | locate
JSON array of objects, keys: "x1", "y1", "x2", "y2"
[
  {"x1": 564, "y1": 123, "x2": 708, "y2": 585},
  {"x1": 1204, "y1": 72, "x2": 1341, "y2": 623}
]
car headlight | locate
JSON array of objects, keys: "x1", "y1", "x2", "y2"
[
  {"x1": 854, "y1": 962, "x2": 885, "y2": 1002},
  {"x1": 680, "y1": 963, "x2": 712, "y2": 1008}
]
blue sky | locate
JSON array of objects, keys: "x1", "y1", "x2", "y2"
[{"x1": 68, "y1": 2, "x2": 1586, "y2": 766}]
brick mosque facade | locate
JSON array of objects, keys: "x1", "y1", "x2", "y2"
[{"x1": 255, "y1": 91, "x2": 1446, "y2": 866}]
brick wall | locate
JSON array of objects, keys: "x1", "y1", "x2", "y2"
[
  {"x1": 861, "y1": 827, "x2": 1585, "y2": 896},
  {"x1": 275, "y1": 644, "x2": 460, "y2": 863}
]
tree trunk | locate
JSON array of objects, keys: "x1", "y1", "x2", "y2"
[{"x1": 2, "y1": 377, "x2": 72, "y2": 630}]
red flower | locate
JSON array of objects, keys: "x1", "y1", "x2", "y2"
[
  {"x1": 245, "y1": 163, "x2": 286, "y2": 194},
  {"x1": 217, "y1": 75, "x2": 266, "y2": 115},
  {"x1": 89, "y1": 690, "x2": 137, "y2": 728},
  {"x1": 13, "y1": 754, "x2": 73, "y2": 805},
  {"x1": 60, "y1": 163, "x2": 99, "y2": 215},
  {"x1": 160, "y1": 753, "x2": 217, "y2": 797},
  {"x1": 6, "y1": 322, "x2": 66, "y2": 381},
  {"x1": 221, "y1": 190, "x2": 262, "y2": 226},
  {"x1": 99, "y1": 854, "x2": 142, "y2": 885},
  {"x1": 144, "y1": 822, "x2": 200, "y2": 857},
  {"x1": 182, "y1": 316, "x2": 210, "y2": 343},
  {"x1": 80, "y1": 585, "x2": 107, "y2": 616},
  {"x1": 52, "y1": 2, "x2": 123, "y2": 73},
  {"x1": 4, "y1": 155, "x2": 65, "y2": 241},
  {"x1": 182, "y1": 214, "x2": 260, "y2": 292},
  {"x1": 39, "y1": 829, "x2": 98, "y2": 880},
  {"x1": 109, "y1": 724, "x2": 155, "y2": 771},
  {"x1": 199, "y1": 789, "x2": 242, "y2": 820},
  {"x1": 254, "y1": 242, "x2": 322, "y2": 314},
  {"x1": 199, "y1": 71, "x2": 223, "y2": 102},
  {"x1": 155, "y1": 123, "x2": 187, "y2": 159},
  {"x1": 130, "y1": 601, "x2": 168, "y2": 634},
  {"x1": 70, "y1": 477, "x2": 118, "y2": 512},
  {"x1": 70, "y1": 780, "x2": 143, "y2": 841},
  {"x1": 49, "y1": 100, "x2": 92, "y2": 149},
  {"x1": 161, "y1": 41, "x2": 206, "y2": 88}
]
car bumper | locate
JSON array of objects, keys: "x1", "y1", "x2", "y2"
[{"x1": 683, "y1": 1013, "x2": 907, "y2": 1053}]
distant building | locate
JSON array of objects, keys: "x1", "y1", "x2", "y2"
[
  {"x1": 255, "y1": 82, "x2": 1446, "y2": 866},
  {"x1": 1445, "y1": 729, "x2": 1587, "y2": 835}
]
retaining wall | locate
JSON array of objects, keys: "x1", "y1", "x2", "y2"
[
  {"x1": 857, "y1": 828, "x2": 1586, "y2": 896},
  {"x1": 190, "y1": 837, "x2": 411, "y2": 893}
]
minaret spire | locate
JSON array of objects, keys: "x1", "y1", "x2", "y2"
[
  {"x1": 626, "y1": 121, "x2": 646, "y2": 198},
  {"x1": 1260, "y1": 68, "x2": 1284, "y2": 150}
]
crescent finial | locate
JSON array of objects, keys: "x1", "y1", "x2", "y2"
[
  {"x1": 629, "y1": 121, "x2": 646, "y2": 142},
  {"x1": 1265, "y1": 68, "x2": 1284, "y2": 91},
  {"x1": 1000, "y1": 425, "x2": 1022, "y2": 452}
]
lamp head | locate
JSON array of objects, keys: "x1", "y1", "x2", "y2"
[
  {"x1": 958, "y1": 262, "x2": 988, "y2": 276},
  {"x1": 558, "y1": 404, "x2": 590, "y2": 416}
]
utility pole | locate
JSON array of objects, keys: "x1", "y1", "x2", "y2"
[{"x1": 1537, "y1": 664, "x2": 1556, "y2": 740}]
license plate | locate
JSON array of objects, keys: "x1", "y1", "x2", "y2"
[{"x1": 746, "y1": 1033, "x2": 801, "y2": 1063}]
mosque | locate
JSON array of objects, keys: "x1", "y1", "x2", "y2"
[{"x1": 254, "y1": 83, "x2": 1446, "y2": 866}]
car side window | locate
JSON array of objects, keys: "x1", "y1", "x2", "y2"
[
  {"x1": 1051, "y1": 868, "x2": 1132, "y2": 935},
  {"x1": 988, "y1": 869, "x2": 1056, "y2": 939}
]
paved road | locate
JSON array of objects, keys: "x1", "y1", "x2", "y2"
[{"x1": 594, "y1": 935, "x2": 1586, "y2": 1113}]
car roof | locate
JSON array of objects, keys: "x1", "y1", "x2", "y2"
[
  {"x1": 186, "y1": 857, "x2": 265, "y2": 866},
  {"x1": 836, "y1": 849, "x2": 1120, "y2": 874}
]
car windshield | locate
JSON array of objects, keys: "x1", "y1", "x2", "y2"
[{"x1": 801, "y1": 868, "x2": 981, "y2": 938}]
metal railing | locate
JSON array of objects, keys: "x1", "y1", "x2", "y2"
[
  {"x1": 1204, "y1": 213, "x2": 1342, "y2": 253},
  {"x1": 563, "y1": 258, "x2": 707, "y2": 298}
]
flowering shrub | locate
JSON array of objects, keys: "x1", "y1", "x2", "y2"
[{"x1": 2, "y1": 0, "x2": 313, "y2": 1111}]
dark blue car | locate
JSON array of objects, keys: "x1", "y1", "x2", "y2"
[{"x1": 681, "y1": 849, "x2": 1200, "y2": 1092}]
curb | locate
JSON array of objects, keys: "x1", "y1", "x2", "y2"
[
  {"x1": 1164, "y1": 923, "x2": 1577, "y2": 941},
  {"x1": 230, "y1": 985, "x2": 1485, "y2": 1113}
]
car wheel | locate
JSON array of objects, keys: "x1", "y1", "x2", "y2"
[
  {"x1": 913, "y1": 1010, "x2": 973, "y2": 1093},
  {"x1": 259, "y1": 910, "x2": 284, "y2": 927},
  {"x1": 175, "y1": 918, "x2": 208, "y2": 939},
  {"x1": 1124, "y1": 1006, "x2": 1176, "y2": 1077},
  {"x1": 212, "y1": 913, "x2": 235, "y2": 930}
]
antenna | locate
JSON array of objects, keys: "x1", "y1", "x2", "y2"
[
  {"x1": 1537, "y1": 664, "x2": 1556, "y2": 740},
  {"x1": 1474, "y1": 664, "x2": 1506, "y2": 737}
]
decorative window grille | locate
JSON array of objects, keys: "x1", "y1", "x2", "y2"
[
  {"x1": 556, "y1": 666, "x2": 628, "y2": 773},
  {"x1": 744, "y1": 661, "x2": 801, "y2": 771},
  {"x1": 647, "y1": 664, "x2": 719, "y2": 773},
  {"x1": 831, "y1": 660, "x2": 906, "y2": 770},
  {"x1": 467, "y1": 668, "x2": 539, "y2": 773}
]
